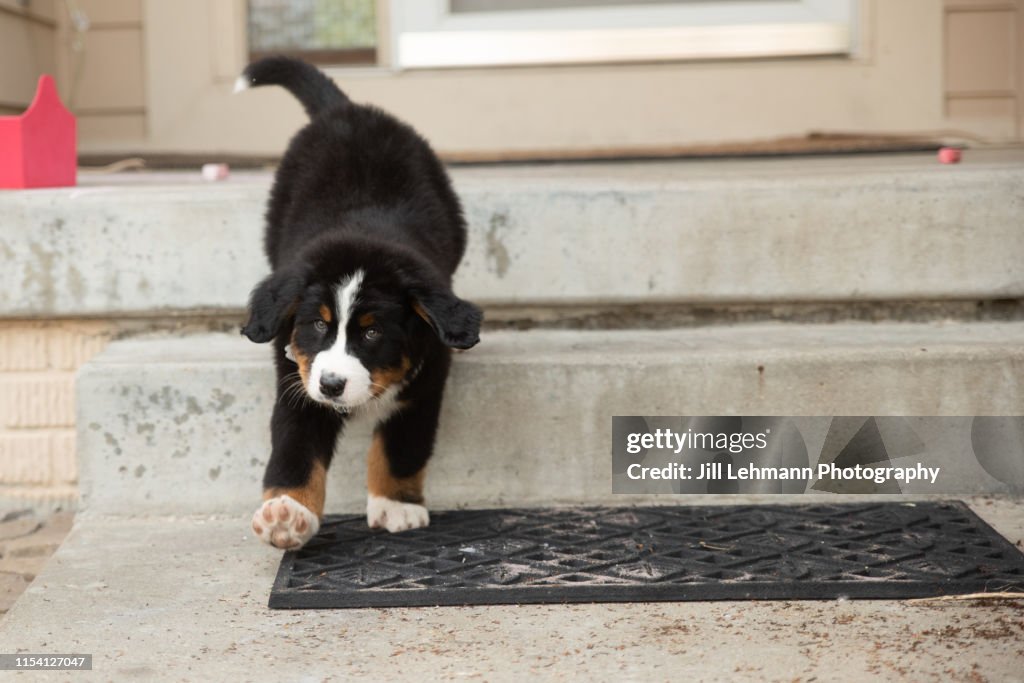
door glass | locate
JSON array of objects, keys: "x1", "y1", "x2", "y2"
[
  {"x1": 248, "y1": 0, "x2": 377, "y2": 65},
  {"x1": 451, "y1": 0, "x2": 694, "y2": 10}
]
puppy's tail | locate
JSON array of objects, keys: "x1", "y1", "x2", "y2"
[{"x1": 234, "y1": 56, "x2": 350, "y2": 119}]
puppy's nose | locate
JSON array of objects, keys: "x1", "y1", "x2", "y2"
[{"x1": 319, "y1": 374, "x2": 347, "y2": 398}]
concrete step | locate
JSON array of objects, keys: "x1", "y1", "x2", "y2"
[
  {"x1": 77, "y1": 321, "x2": 1024, "y2": 515},
  {"x1": 3, "y1": 150, "x2": 1023, "y2": 317},
  {"x1": 0, "y1": 497, "x2": 1021, "y2": 679}
]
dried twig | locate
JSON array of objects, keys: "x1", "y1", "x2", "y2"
[
  {"x1": 905, "y1": 591, "x2": 1024, "y2": 604},
  {"x1": 698, "y1": 541, "x2": 731, "y2": 551}
]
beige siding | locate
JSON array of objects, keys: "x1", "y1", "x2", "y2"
[
  {"x1": 0, "y1": 0, "x2": 57, "y2": 22},
  {"x1": 56, "y1": 0, "x2": 146, "y2": 148},
  {"x1": 71, "y1": 29, "x2": 145, "y2": 112},
  {"x1": 76, "y1": 113, "x2": 147, "y2": 146},
  {"x1": 76, "y1": 0, "x2": 142, "y2": 24},
  {"x1": 0, "y1": 2, "x2": 57, "y2": 110},
  {"x1": 0, "y1": 0, "x2": 146, "y2": 146},
  {"x1": 944, "y1": 0, "x2": 1023, "y2": 140},
  {"x1": 5, "y1": 0, "x2": 1023, "y2": 154}
]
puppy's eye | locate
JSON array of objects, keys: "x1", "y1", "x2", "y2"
[
  {"x1": 313, "y1": 320, "x2": 328, "y2": 333},
  {"x1": 363, "y1": 326, "x2": 382, "y2": 342}
]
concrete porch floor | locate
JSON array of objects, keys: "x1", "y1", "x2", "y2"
[{"x1": 0, "y1": 496, "x2": 1021, "y2": 681}]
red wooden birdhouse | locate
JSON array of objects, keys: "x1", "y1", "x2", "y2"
[{"x1": 0, "y1": 74, "x2": 76, "y2": 189}]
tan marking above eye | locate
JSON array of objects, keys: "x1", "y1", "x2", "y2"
[
  {"x1": 359, "y1": 313, "x2": 375, "y2": 327},
  {"x1": 319, "y1": 304, "x2": 333, "y2": 323}
]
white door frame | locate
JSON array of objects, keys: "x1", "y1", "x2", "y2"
[{"x1": 390, "y1": 0, "x2": 857, "y2": 68}]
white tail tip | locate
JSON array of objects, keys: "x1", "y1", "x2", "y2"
[{"x1": 233, "y1": 76, "x2": 250, "y2": 94}]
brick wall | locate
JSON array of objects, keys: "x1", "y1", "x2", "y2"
[{"x1": 0, "y1": 322, "x2": 111, "y2": 510}]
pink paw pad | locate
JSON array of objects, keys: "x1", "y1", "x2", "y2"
[{"x1": 251, "y1": 495, "x2": 319, "y2": 550}]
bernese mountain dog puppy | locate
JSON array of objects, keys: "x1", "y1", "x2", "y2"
[{"x1": 236, "y1": 57, "x2": 481, "y2": 550}]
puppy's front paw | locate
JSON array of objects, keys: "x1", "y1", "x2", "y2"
[
  {"x1": 367, "y1": 495, "x2": 429, "y2": 533},
  {"x1": 251, "y1": 495, "x2": 319, "y2": 549}
]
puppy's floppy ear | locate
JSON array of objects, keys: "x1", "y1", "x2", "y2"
[
  {"x1": 412, "y1": 288, "x2": 482, "y2": 350},
  {"x1": 241, "y1": 267, "x2": 308, "y2": 343}
]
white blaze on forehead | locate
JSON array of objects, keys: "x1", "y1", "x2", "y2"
[
  {"x1": 308, "y1": 270, "x2": 373, "y2": 408},
  {"x1": 336, "y1": 270, "x2": 364, "y2": 323}
]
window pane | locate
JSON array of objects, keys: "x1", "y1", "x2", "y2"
[
  {"x1": 248, "y1": 0, "x2": 376, "y2": 59},
  {"x1": 451, "y1": 0, "x2": 703, "y2": 11}
]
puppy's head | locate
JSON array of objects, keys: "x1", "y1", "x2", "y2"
[{"x1": 241, "y1": 247, "x2": 481, "y2": 412}]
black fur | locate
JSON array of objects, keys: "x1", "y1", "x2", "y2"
[
  {"x1": 239, "y1": 56, "x2": 350, "y2": 118},
  {"x1": 240, "y1": 57, "x2": 481, "y2": 509}
]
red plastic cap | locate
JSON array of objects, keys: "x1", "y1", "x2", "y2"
[{"x1": 938, "y1": 147, "x2": 962, "y2": 164}]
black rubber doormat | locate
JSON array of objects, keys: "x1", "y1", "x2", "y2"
[{"x1": 269, "y1": 501, "x2": 1024, "y2": 609}]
